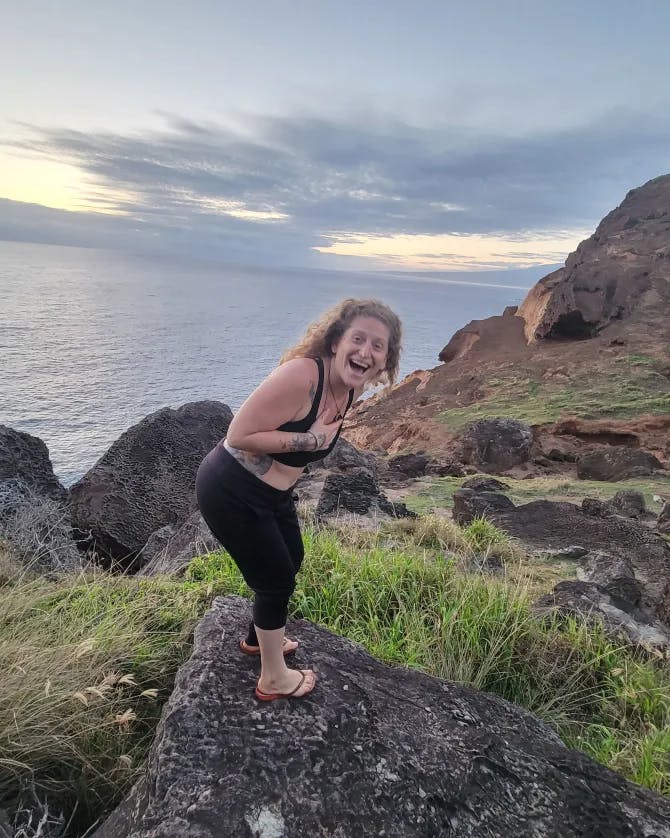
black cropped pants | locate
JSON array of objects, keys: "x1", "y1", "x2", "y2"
[{"x1": 195, "y1": 443, "x2": 304, "y2": 640}]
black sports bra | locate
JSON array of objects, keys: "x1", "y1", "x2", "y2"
[{"x1": 271, "y1": 357, "x2": 354, "y2": 467}]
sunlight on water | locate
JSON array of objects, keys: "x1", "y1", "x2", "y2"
[{"x1": 0, "y1": 241, "x2": 540, "y2": 484}]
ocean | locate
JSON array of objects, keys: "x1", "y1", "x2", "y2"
[{"x1": 0, "y1": 240, "x2": 546, "y2": 486}]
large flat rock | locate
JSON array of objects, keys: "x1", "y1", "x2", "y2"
[{"x1": 93, "y1": 597, "x2": 670, "y2": 838}]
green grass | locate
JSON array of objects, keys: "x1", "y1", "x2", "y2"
[
  {"x1": 0, "y1": 573, "x2": 218, "y2": 834},
  {"x1": 437, "y1": 362, "x2": 670, "y2": 430},
  {"x1": 405, "y1": 474, "x2": 670, "y2": 515},
  {"x1": 1, "y1": 521, "x2": 669, "y2": 834}
]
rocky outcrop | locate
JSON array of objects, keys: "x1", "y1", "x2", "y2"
[
  {"x1": 518, "y1": 174, "x2": 670, "y2": 342},
  {"x1": 139, "y1": 510, "x2": 220, "y2": 577},
  {"x1": 659, "y1": 502, "x2": 670, "y2": 535},
  {"x1": 533, "y1": 580, "x2": 670, "y2": 651},
  {"x1": 386, "y1": 452, "x2": 431, "y2": 478},
  {"x1": 436, "y1": 175, "x2": 670, "y2": 365},
  {"x1": 607, "y1": 490, "x2": 652, "y2": 520},
  {"x1": 307, "y1": 436, "x2": 379, "y2": 477},
  {"x1": 459, "y1": 418, "x2": 533, "y2": 473},
  {"x1": 577, "y1": 446, "x2": 664, "y2": 481},
  {"x1": 452, "y1": 487, "x2": 670, "y2": 634},
  {"x1": 0, "y1": 425, "x2": 65, "y2": 501},
  {"x1": 68, "y1": 401, "x2": 232, "y2": 566},
  {"x1": 384, "y1": 452, "x2": 465, "y2": 481},
  {"x1": 92, "y1": 596, "x2": 670, "y2": 838},
  {"x1": 316, "y1": 468, "x2": 415, "y2": 520},
  {"x1": 438, "y1": 306, "x2": 526, "y2": 363},
  {"x1": 461, "y1": 476, "x2": 509, "y2": 492},
  {"x1": 452, "y1": 488, "x2": 515, "y2": 525}
]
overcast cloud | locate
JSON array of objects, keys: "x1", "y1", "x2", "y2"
[{"x1": 3, "y1": 105, "x2": 668, "y2": 269}]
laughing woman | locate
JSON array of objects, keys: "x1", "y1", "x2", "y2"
[{"x1": 195, "y1": 298, "x2": 402, "y2": 701}]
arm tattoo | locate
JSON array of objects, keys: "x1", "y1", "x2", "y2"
[{"x1": 280, "y1": 433, "x2": 319, "y2": 451}]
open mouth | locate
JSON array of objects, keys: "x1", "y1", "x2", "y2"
[{"x1": 348, "y1": 359, "x2": 371, "y2": 375}]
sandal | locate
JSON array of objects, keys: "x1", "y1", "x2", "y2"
[
  {"x1": 239, "y1": 637, "x2": 298, "y2": 656},
  {"x1": 255, "y1": 670, "x2": 316, "y2": 702}
]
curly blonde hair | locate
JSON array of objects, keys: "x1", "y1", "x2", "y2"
[{"x1": 280, "y1": 298, "x2": 403, "y2": 386}]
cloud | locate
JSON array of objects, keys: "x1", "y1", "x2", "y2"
[{"x1": 2, "y1": 107, "x2": 669, "y2": 268}]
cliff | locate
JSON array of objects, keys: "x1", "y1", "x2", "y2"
[{"x1": 346, "y1": 175, "x2": 670, "y2": 467}]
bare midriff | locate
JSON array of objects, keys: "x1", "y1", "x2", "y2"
[{"x1": 223, "y1": 439, "x2": 304, "y2": 491}]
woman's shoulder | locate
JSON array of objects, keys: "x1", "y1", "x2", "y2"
[{"x1": 265, "y1": 356, "x2": 320, "y2": 389}]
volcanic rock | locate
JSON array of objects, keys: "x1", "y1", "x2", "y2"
[
  {"x1": 453, "y1": 495, "x2": 670, "y2": 626},
  {"x1": 533, "y1": 580, "x2": 670, "y2": 651},
  {"x1": 461, "y1": 476, "x2": 510, "y2": 493},
  {"x1": 517, "y1": 175, "x2": 670, "y2": 343},
  {"x1": 439, "y1": 310, "x2": 527, "y2": 362},
  {"x1": 92, "y1": 596, "x2": 670, "y2": 838},
  {"x1": 308, "y1": 436, "x2": 379, "y2": 477},
  {"x1": 452, "y1": 488, "x2": 515, "y2": 525},
  {"x1": 139, "y1": 510, "x2": 220, "y2": 577},
  {"x1": 658, "y1": 502, "x2": 670, "y2": 535},
  {"x1": 0, "y1": 425, "x2": 65, "y2": 501},
  {"x1": 608, "y1": 490, "x2": 650, "y2": 520},
  {"x1": 386, "y1": 452, "x2": 430, "y2": 478},
  {"x1": 459, "y1": 418, "x2": 533, "y2": 473},
  {"x1": 577, "y1": 446, "x2": 664, "y2": 481},
  {"x1": 68, "y1": 401, "x2": 232, "y2": 566},
  {"x1": 316, "y1": 468, "x2": 415, "y2": 519}
]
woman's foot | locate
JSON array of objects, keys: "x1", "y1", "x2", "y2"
[
  {"x1": 256, "y1": 668, "x2": 316, "y2": 701},
  {"x1": 240, "y1": 636, "x2": 298, "y2": 656}
]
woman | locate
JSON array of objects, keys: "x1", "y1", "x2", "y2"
[{"x1": 195, "y1": 298, "x2": 402, "y2": 701}]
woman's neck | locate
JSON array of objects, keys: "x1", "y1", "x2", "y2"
[{"x1": 324, "y1": 357, "x2": 350, "y2": 404}]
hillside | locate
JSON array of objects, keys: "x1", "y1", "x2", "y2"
[{"x1": 345, "y1": 175, "x2": 670, "y2": 472}]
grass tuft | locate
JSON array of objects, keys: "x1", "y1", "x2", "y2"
[{"x1": 1, "y1": 520, "x2": 669, "y2": 833}]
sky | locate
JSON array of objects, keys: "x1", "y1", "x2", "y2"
[{"x1": 1, "y1": 0, "x2": 669, "y2": 272}]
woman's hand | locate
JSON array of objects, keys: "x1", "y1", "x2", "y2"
[{"x1": 308, "y1": 412, "x2": 342, "y2": 450}]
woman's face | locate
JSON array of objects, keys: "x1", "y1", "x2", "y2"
[{"x1": 331, "y1": 315, "x2": 390, "y2": 389}]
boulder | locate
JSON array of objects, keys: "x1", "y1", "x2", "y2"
[
  {"x1": 533, "y1": 581, "x2": 670, "y2": 652},
  {"x1": 459, "y1": 419, "x2": 533, "y2": 473},
  {"x1": 577, "y1": 446, "x2": 663, "y2": 481},
  {"x1": 453, "y1": 496, "x2": 670, "y2": 627},
  {"x1": 658, "y1": 502, "x2": 670, "y2": 535},
  {"x1": 316, "y1": 468, "x2": 415, "y2": 520},
  {"x1": 461, "y1": 476, "x2": 510, "y2": 493},
  {"x1": 68, "y1": 401, "x2": 232, "y2": 566},
  {"x1": 452, "y1": 488, "x2": 515, "y2": 526},
  {"x1": 386, "y1": 452, "x2": 430, "y2": 478},
  {"x1": 427, "y1": 457, "x2": 466, "y2": 477},
  {"x1": 583, "y1": 491, "x2": 652, "y2": 522},
  {"x1": 608, "y1": 490, "x2": 649, "y2": 519},
  {"x1": 139, "y1": 510, "x2": 221, "y2": 576},
  {"x1": 308, "y1": 437, "x2": 379, "y2": 477},
  {"x1": 383, "y1": 454, "x2": 465, "y2": 488},
  {"x1": 581, "y1": 497, "x2": 615, "y2": 518},
  {"x1": 577, "y1": 551, "x2": 644, "y2": 606},
  {"x1": 0, "y1": 425, "x2": 65, "y2": 501},
  {"x1": 92, "y1": 596, "x2": 670, "y2": 838}
]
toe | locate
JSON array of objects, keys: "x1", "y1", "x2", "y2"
[{"x1": 294, "y1": 669, "x2": 316, "y2": 697}]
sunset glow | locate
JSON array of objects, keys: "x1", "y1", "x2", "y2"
[
  {"x1": 314, "y1": 229, "x2": 590, "y2": 271},
  {"x1": 0, "y1": 151, "x2": 135, "y2": 215}
]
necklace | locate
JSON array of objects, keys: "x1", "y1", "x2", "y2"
[{"x1": 327, "y1": 362, "x2": 347, "y2": 421}]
